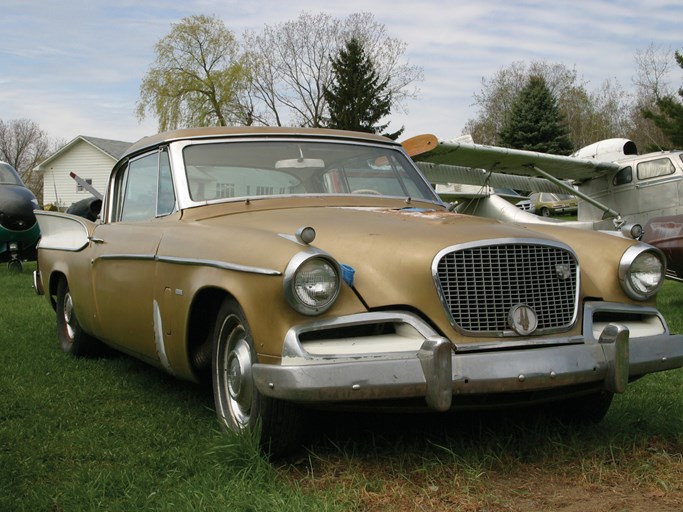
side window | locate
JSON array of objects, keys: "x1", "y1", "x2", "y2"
[
  {"x1": 637, "y1": 158, "x2": 675, "y2": 181},
  {"x1": 157, "y1": 149, "x2": 175, "y2": 216},
  {"x1": 612, "y1": 166, "x2": 632, "y2": 186},
  {"x1": 120, "y1": 153, "x2": 159, "y2": 221}
]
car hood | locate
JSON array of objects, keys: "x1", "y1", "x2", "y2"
[
  {"x1": 172, "y1": 200, "x2": 639, "y2": 338},
  {"x1": 188, "y1": 205, "x2": 574, "y2": 316}
]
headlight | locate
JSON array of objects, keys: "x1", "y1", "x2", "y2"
[
  {"x1": 284, "y1": 251, "x2": 341, "y2": 315},
  {"x1": 618, "y1": 244, "x2": 665, "y2": 300}
]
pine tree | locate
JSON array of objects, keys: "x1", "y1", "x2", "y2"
[
  {"x1": 642, "y1": 50, "x2": 683, "y2": 148},
  {"x1": 498, "y1": 75, "x2": 573, "y2": 154},
  {"x1": 324, "y1": 38, "x2": 402, "y2": 138}
]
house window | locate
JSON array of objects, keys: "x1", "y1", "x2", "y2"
[{"x1": 77, "y1": 178, "x2": 93, "y2": 192}]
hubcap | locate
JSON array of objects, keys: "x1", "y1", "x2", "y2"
[
  {"x1": 63, "y1": 292, "x2": 75, "y2": 340},
  {"x1": 218, "y1": 315, "x2": 254, "y2": 428}
]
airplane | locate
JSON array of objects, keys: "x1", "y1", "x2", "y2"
[
  {"x1": 402, "y1": 134, "x2": 683, "y2": 281},
  {"x1": 0, "y1": 161, "x2": 40, "y2": 272}
]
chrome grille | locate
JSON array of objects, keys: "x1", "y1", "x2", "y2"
[{"x1": 435, "y1": 242, "x2": 578, "y2": 336}]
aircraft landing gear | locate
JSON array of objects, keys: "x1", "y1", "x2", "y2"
[{"x1": 8, "y1": 258, "x2": 22, "y2": 273}]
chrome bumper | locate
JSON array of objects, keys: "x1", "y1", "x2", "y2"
[{"x1": 252, "y1": 321, "x2": 683, "y2": 411}]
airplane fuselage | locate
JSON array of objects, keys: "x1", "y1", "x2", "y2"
[
  {"x1": 577, "y1": 150, "x2": 683, "y2": 230},
  {"x1": 0, "y1": 162, "x2": 40, "y2": 270}
]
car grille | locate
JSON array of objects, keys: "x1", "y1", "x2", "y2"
[{"x1": 435, "y1": 241, "x2": 578, "y2": 336}]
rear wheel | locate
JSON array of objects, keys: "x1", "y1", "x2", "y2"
[
  {"x1": 55, "y1": 277, "x2": 102, "y2": 357},
  {"x1": 212, "y1": 297, "x2": 305, "y2": 456}
]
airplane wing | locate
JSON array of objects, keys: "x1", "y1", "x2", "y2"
[
  {"x1": 416, "y1": 161, "x2": 569, "y2": 194},
  {"x1": 405, "y1": 134, "x2": 621, "y2": 183}
]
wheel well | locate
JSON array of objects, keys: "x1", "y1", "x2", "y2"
[
  {"x1": 186, "y1": 287, "x2": 232, "y2": 384},
  {"x1": 47, "y1": 271, "x2": 66, "y2": 310}
]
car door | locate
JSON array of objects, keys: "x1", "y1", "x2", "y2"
[{"x1": 90, "y1": 148, "x2": 175, "y2": 362}]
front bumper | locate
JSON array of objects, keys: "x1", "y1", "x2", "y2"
[{"x1": 252, "y1": 305, "x2": 683, "y2": 411}]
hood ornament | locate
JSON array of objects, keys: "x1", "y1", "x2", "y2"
[{"x1": 508, "y1": 304, "x2": 538, "y2": 336}]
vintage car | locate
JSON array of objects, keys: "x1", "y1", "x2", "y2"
[
  {"x1": 529, "y1": 192, "x2": 579, "y2": 217},
  {"x1": 34, "y1": 127, "x2": 683, "y2": 455}
]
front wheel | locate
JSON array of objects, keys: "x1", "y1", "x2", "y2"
[
  {"x1": 541, "y1": 207, "x2": 551, "y2": 217},
  {"x1": 212, "y1": 297, "x2": 306, "y2": 456}
]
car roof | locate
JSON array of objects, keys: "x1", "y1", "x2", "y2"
[{"x1": 122, "y1": 126, "x2": 398, "y2": 160}]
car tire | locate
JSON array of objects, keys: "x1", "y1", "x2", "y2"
[
  {"x1": 212, "y1": 297, "x2": 306, "y2": 456},
  {"x1": 541, "y1": 207, "x2": 551, "y2": 217},
  {"x1": 55, "y1": 277, "x2": 102, "y2": 357}
]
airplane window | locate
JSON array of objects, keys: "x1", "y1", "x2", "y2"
[
  {"x1": 637, "y1": 158, "x2": 675, "y2": 181},
  {"x1": 613, "y1": 167, "x2": 632, "y2": 186},
  {"x1": 0, "y1": 162, "x2": 22, "y2": 185}
]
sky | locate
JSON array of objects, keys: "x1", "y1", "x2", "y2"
[{"x1": 1, "y1": 0, "x2": 682, "y2": 147}]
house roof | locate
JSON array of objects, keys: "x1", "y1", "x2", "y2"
[
  {"x1": 80, "y1": 136, "x2": 132, "y2": 160},
  {"x1": 35, "y1": 135, "x2": 133, "y2": 171}
]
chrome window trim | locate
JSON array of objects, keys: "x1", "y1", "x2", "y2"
[
  {"x1": 432, "y1": 238, "x2": 580, "y2": 337},
  {"x1": 168, "y1": 136, "x2": 443, "y2": 211}
]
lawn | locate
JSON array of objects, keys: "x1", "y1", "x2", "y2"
[{"x1": 1, "y1": 262, "x2": 682, "y2": 511}]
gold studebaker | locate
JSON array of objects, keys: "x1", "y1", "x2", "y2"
[{"x1": 34, "y1": 127, "x2": 683, "y2": 455}]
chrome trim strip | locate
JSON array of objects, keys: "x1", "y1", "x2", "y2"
[
  {"x1": 96, "y1": 253, "x2": 156, "y2": 261},
  {"x1": 157, "y1": 255, "x2": 281, "y2": 276},
  {"x1": 92, "y1": 253, "x2": 281, "y2": 275},
  {"x1": 282, "y1": 310, "x2": 584, "y2": 360},
  {"x1": 282, "y1": 311, "x2": 440, "y2": 359},
  {"x1": 583, "y1": 301, "x2": 669, "y2": 340},
  {"x1": 153, "y1": 300, "x2": 175, "y2": 376}
]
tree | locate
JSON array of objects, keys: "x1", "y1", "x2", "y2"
[
  {"x1": 137, "y1": 15, "x2": 251, "y2": 131},
  {"x1": 498, "y1": 75, "x2": 573, "y2": 155},
  {"x1": 630, "y1": 43, "x2": 675, "y2": 151},
  {"x1": 642, "y1": 50, "x2": 683, "y2": 148},
  {"x1": 244, "y1": 12, "x2": 422, "y2": 128},
  {"x1": 324, "y1": 38, "x2": 401, "y2": 138},
  {"x1": 464, "y1": 60, "x2": 633, "y2": 150},
  {"x1": 0, "y1": 118, "x2": 53, "y2": 200}
]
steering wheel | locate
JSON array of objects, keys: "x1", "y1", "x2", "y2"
[{"x1": 352, "y1": 189, "x2": 382, "y2": 195}]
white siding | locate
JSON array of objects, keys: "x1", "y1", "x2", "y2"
[{"x1": 41, "y1": 140, "x2": 115, "y2": 208}]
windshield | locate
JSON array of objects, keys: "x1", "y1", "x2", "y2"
[
  {"x1": 182, "y1": 140, "x2": 438, "y2": 202},
  {"x1": 0, "y1": 162, "x2": 23, "y2": 185}
]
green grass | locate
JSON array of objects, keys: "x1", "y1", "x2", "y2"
[
  {"x1": 0, "y1": 263, "x2": 343, "y2": 512},
  {"x1": 1, "y1": 263, "x2": 682, "y2": 511}
]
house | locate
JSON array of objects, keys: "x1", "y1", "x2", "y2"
[{"x1": 36, "y1": 135, "x2": 131, "y2": 208}]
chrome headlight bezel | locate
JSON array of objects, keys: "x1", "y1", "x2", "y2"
[
  {"x1": 618, "y1": 244, "x2": 666, "y2": 301},
  {"x1": 283, "y1": 250, "x2": 341, "y2": 316}
]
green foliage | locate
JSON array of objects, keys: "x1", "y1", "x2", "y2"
[
  {"x1": 498, "y1": 75, "x2": 573, "y2": 154},
  {"x1": 324, "y1": 38, "x2": 402, "y2": 139},
  {"x1": 136, "y1": 15, "x2": 251, "y2": 131},
  {"x1": 642, "y1": 50, "x2": 683, "y2": 149}
]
